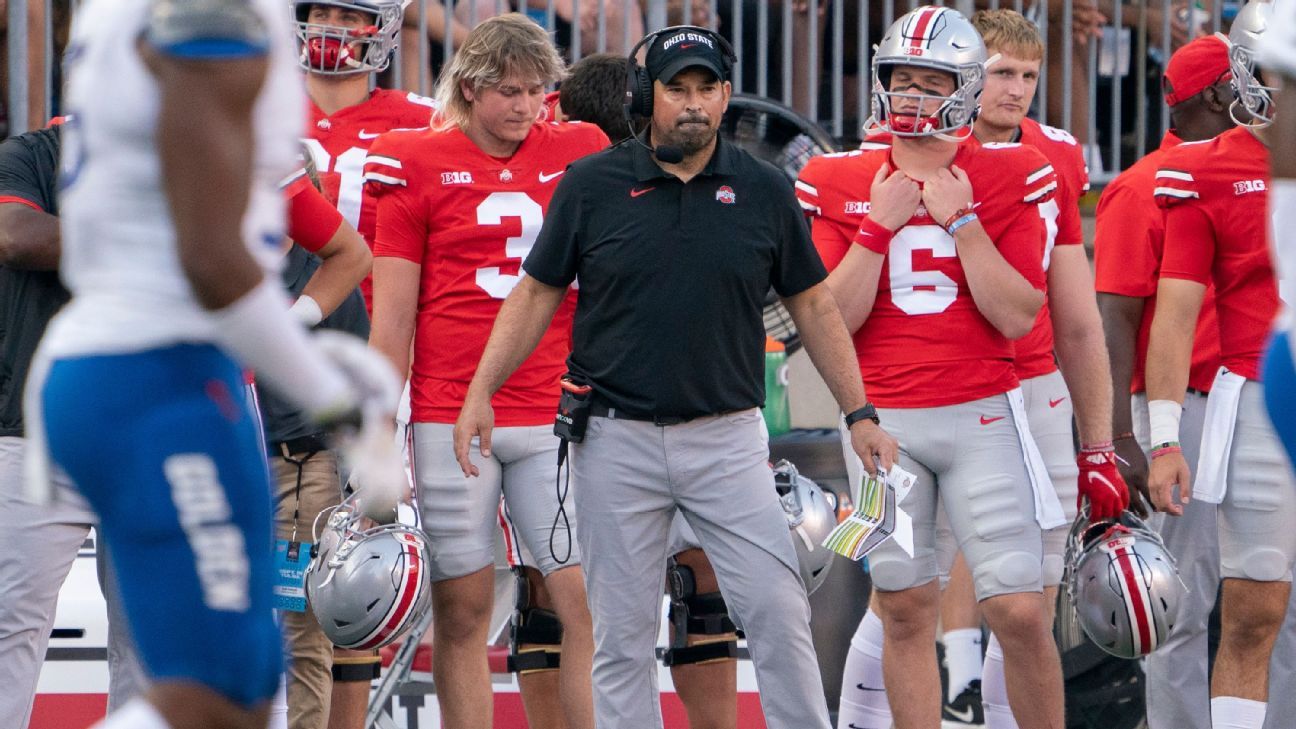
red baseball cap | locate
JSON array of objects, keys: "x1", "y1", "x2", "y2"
[{"x1": 1163, "y1": 35, "x2": 1232, "y2": 106}]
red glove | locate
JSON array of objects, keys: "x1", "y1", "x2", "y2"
[{"x1": 1077, "y1": 444, "x2": 1130, "y2": 520}]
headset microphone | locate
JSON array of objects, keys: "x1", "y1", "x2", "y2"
[{"x1": 622, "y1": 118, "x2": 684, "y2": 164}]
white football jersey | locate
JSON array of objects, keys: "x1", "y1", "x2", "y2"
[{"x1": 45, "y1": 0, "x2": 304, "y2": 357}]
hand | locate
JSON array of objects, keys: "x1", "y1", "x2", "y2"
[
  {"x1": 1077, "y1": 447, "x2": 1131, "y2": 520},
  {"x1": 666, "y1": 0, "x2": 712, "y2": 26},
  {"x1": 1148, "y1": 2, "x2": 1192, "y2": 51},
  {"x1": 1115, "y1": 436, "x2": 1151, "y2": 518},
  {"x1": 1148, "y1": 450, "x2": 1192, "y2": 516},
  {"x1": 453, "y1": 393, "x2": 495, "y2": 478},
  {"x1": 1069, "y1": 0, "x2": 1106, "y2": 46},
  {"x1": 867, "y1": 163, "x2": 922, "y2": 232},
  {"x1": 311, "y1": 330, "x2": 403, "y2": 417},
  {"x1": 850, "y1": 421, "x2": 899, "y2": 476},
  {"x1": 921, "y1": 165, "x2": 975, "y2": 228}
]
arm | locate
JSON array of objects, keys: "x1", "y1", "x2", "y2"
[
  {"x1": 1097, "y1": 291, "x2": 1151, "y2": 504},
  {"x1": 404, "y1": 2, "x2": 471, "y2": 49},
  {"x1": 369, "y1": 256, "x2": 421, "y2": 379},
  {"x1": 297, "y1": 221, "x2": 371, "y2": 322},
  {"x1": 781, "y1": 281, "x2": 899, "y2": 474},
  {"x1": 455, "y1": 275, "x2": 567, "y2": 475},
  {"x1": 953, "y1": 220, "x2": 1044, "y2": 339},
  {"x1": 0, "y1": 201, "x2": 59, "y2": 270},
  {"x1": 823, "y1": 244, "x2": 884, "y2": 334},
  {"x1": 1144, "y1": 277, "x2": 1206, "y2": 515},
  {"x1": 1049, "y1": 245, "x2": 1113, "y2": 445}
]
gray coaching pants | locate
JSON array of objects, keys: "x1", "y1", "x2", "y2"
[
  {"x1": 0, "y1": 436, "x2": 145, "y2": 729},
  {"x1": 570, "y1": 409, "x2": 831, "y2": 729}
]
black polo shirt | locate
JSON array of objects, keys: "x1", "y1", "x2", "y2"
[
  {"x1": 523, "y1": 135, "x2": 827, "y2": 419},
  {"x1": 0, "y1": 127, "x2": 68, "y2": 437}
]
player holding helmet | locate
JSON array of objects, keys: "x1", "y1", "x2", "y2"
[
  {"x1": 1146, "y1": 2, "x2": 1296, "y2": 727},
  {"x1": 796, "y1": 7, "x2": 1064, "y2": 727}
]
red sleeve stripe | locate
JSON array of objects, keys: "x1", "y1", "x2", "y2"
[
  {"x1": 0, "y1": 195, "x2": 42, "y2": 212},
  {"x1": 1153, "y1": 186, "x2": 1198, "y2": 199},
  {"x1": 1026, "y1": 164, "x2": 1055, "y2": 185},
  {"x1": 1155, "y1": 169, "x2": 1194, "y2": 182},
  {"x1": 363, "y1": 171, "x2": 406, "y2": 186},
  {"x1": 1023, "y1": 181, "x2": 1058, "y2": 203}
]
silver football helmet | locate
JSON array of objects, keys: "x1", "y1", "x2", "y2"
[
  {"x1": 773, "y1": 460, "x2": 836, "y2": 595},
  {"x1": 306, "y1": 499, "x2": 432, "y2": 650},
  {"x1": 1226, "y1": 0, "x2": 1277, "y2": 126},
  {"x1": 1064, "y1": 511, "x2": 1184, "y2": 659},
  {"x1": 293, "y1": 0, "x2": 407, "y2": 75},
  {"x1": 868, "y1": 5, "x2": 990, "y2": 138}
]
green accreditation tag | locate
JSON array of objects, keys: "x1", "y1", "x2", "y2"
[{"x1": 273, "y1": 539, "x2": 312, "y2": 612}]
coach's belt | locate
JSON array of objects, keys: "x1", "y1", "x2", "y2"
[
  {"x1": 270, "y1": 433, "x2": 329, "y2": 459},
  {"x1": 588, "y1": 403, "x2": 731, "y2": 427}
]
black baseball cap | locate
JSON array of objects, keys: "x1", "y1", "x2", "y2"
[{"x1": 646, "y1": 29, "x2": 730, "y2": 83}]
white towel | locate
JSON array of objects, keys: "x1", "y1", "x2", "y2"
[
  {"x1": 1006, "y1": 387, "x2": 1068, "y2": 529},
  {"x1": 1194, "y1": 368, "x2": 1246, "y2": 504}
]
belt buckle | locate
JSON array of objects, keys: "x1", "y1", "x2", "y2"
[{"x1": 653, "y1": 415, "x2": 686, "y2": 427}]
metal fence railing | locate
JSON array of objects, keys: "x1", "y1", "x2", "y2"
[{"x1": 3, "y1": 0, "x2": 1242, "y2": 184}]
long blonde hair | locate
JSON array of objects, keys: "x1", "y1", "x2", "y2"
[{"x1": 433, "y1": 14, "x2": 567, "y2": 131}]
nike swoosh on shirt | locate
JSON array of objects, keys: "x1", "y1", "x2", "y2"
[
  {"x1": 630, "y1": 186, "x2": 655, "y2": 198},
  {"x1": 358, "y1": 130, "x2": 383, "y2": 139},
  {"x1": 1049, "y1": 397, "x2": 1066, "y2": 408},
  {"x1": 539, "y1": 170, "x2": 565, "y2": 183},
  {"x1": 979, "y1": 415, "x2": 1005, "y2": 425},
  {"x1": 855, "y1": 683, "x2": 886, "y2": 692}
]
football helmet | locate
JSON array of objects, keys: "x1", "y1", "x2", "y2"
[
  {"x1": 868, "y1": 5, "x2": 990, "y2": 138},
  {"x1": 294, "y1": 0, "x2": 407, "y2": 75},
  {"x1": 773, "y1": 460, "x2": 836, "y2": 595},
  {"x1": 1064, "y1": 511, "x2": 1184, "y2": 659},
  {"x1": 1227, "y1": 0, "x2": 1277, "y2": 126},
  {"x1": 306, "y1": 499, "x2": 432, "y2": 650}
]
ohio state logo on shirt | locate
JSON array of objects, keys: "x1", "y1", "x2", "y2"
[{"x1": 716, "y1": 185, "x2": 736, "y2": 204}]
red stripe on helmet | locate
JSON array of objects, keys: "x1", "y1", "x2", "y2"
[
  {"x1": 359, "y1": 533, "x2": 423, "y2": 649},
  {"x1": 1114, "y1": 542, "x2": 1153, "y2": 656},
  {"x1": 908, "y1": 7, "x2": 940, "y2": 51}
]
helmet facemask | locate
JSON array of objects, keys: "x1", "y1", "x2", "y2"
[
  {"x1": 1228, "y1": 40, "x2": 1276, "y2": 127},
  {"x1": 295, "y1": 1, "x2": 404, "y2": 75},
  {"x1": 870, "y1": 60, "x2": 987, "y2": 139}
]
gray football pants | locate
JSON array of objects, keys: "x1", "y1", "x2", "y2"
[
  {"x1": 0, "y1": 436, "x2": 144, "y2": 729},
  {"x1": 570, "y1": 409, "x2": 831, "y2": 729},
  {"x1": 1134, "y1": 393, "x2": 1296, "y2": 729}
]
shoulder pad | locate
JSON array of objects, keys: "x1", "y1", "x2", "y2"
[{"x1": 145, "y1": 0, "x2": 269, "y2": 59}]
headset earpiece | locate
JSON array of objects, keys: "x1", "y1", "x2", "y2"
[{"x1": 623, "y1": 25, "x2": 737, "y2": 123}]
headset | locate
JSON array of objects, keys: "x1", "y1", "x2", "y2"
[{"x1": 623, "y1": 25, "x2": 737, "y2": 163}]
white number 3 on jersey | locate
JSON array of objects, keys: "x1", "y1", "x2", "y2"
[{"x1": 474, "y1": 191, "x2": 545, "y2": 299}]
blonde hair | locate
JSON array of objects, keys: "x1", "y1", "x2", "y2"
[
  {"x1": 971, "y1": 9, "x2": 1044, "y2": 62},
  {"x1": 433, "y1": 13, "x2": 567, "y2": 131}
]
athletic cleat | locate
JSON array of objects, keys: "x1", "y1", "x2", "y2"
[{"x1": 941, "y1": 679, "x2": 985, "y2": 726}]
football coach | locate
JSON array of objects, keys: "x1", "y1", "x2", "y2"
[{"x1": 453, "y1": 25, "x2": 897, "y2": 729}]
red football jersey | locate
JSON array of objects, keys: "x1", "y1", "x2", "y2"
[
  {"x1": 1094, "y1": 132, "x2": 1221, "y2": 394},
  {"x1": 1011, "y1": 118, "x2": 1090, "y2": 379},
  {"x1": 306, "y1": 88, "x2": 437, "y2": 310},
  {"x1": 1154, "y1": 126, "x2": 1275, "y2": 381},
  {"x1": 367, "y1": 121, "x2": 610, "y2": 425},
  {"x1": 797, "y1": 138, "x2": 1055, "y2": 408}
]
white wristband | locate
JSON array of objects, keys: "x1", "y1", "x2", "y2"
[
  {"x1": 289, "y1": 294, "x2": 324, "y2": 327},
  {"x1": 1147, "y1": 399, "x2": 1182, "y2": 446},
  {"x1": 212, "y1": 279, "x2": 352, "y2": 416}
]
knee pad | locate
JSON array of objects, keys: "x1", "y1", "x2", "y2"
[
  {"x1": 507, "y1": 568, "x2": 563, "y2": 674},
  {"x1": 332, "y1": 653, "x2": 381, "y2": 683},
  {"x1": 1224, "y1": 547, "x2": 1293, "y2": 583},
  {"x1": 662, "y1": 560, "x2": 739, "y2": 667},
  {"x1": 1042, "y1": 524, "x2": 1069, "y2": 586},
  {"x1": 972, "y1": 550, "x2": 1042, "y2": 598}
]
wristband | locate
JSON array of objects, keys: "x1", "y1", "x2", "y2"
[
  {"x1": 290, "y1": 294, "x2": 324, "y2": 327},
  {"x1": 1080, "y1": 441, "x2": 1114, "y2": 453},
  {"x1": 1147, "y1": 399, "x2": 1182, "y2": 446},
  {"x1": 945, "y1": 212, "x2": 978, "y2": 236},
  {"x1": 853, "y1": 217, "x2": 894, "y2": 254},
  {"x1": 1151, "y1": 444, "x2": 1182, "y2": 459},
  {"x1": 943, "y1": 205, "x2": 976, "y2": 230}
]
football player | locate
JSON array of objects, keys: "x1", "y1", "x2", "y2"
[
  {"x1": 296, "y1": 0, "x2": 437, "y2": 315},
  {"x1": 1094, "y1": 35, "x2": 1232, "y2": 729},
  {"x1": 33, "y1": 1, "x2": 397, "y2": 729},
  {"x1": 1146, "y1": 3, "x2": 1296, "y2": 727},
  {"x1": 366, "y1": 14, "x2": 607, "y2": 729},
  {"x1": 796, "y1": 7, "x2": 1065, "y2": 728}
]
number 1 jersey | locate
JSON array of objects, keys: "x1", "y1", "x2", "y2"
[{"x1": 366, "y1": 121, "x2": 609, "y2": 425}]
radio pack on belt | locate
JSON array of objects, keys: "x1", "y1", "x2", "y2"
[{"x1": 554, "y1": 374, "x2": 593, "y2": 443}]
